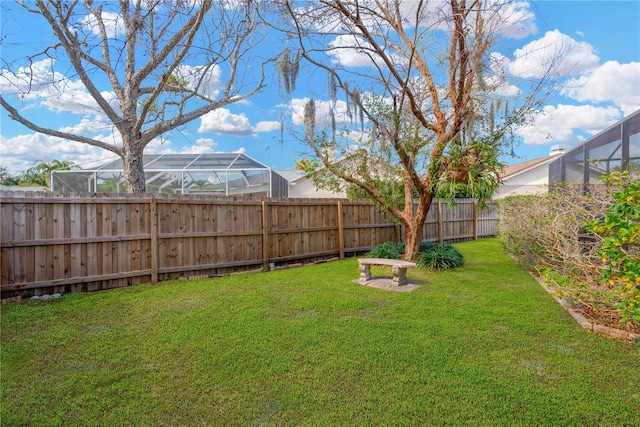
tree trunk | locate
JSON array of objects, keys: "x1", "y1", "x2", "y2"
[
  {"x1": 401, "y1": 196, "x2": 432, "y2": 261},
  {"x1": 123, "y1": 145, "x2": 146, "y2": 193},
  {"x1": 403, "y1": 222, "x2": 422, "y2": 261}
]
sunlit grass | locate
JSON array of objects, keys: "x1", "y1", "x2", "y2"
[{"x1": 2, "y1": 239, "x2": 639, "y2": 426}]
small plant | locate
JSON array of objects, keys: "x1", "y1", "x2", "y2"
[
  {"x1": 366, "y1": 241, "x2": 405, "y2": 259},
  {"x1": 416, "y1": 243, "x2": 464, "y2": 269}
]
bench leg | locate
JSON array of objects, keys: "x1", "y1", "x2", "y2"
[
  {"x1": 392, "y1": 266, "x2": 408, "y2": 286},
  {"x1": 359, "y1": 263, "x2": 372, "y2": 281}
]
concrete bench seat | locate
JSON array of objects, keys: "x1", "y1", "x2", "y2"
[{"x1": 358, "y1": 258, "x2": 416, "y2": 286}]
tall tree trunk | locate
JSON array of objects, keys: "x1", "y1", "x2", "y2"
[
  {"x1": 403, "y1": 222, "x2": 422, "y2": 261},
  {"x1": 123, "y1": 145, "x2": 146, "y2": 193},
  {"x1": 401, "y1": 194, "x2": 433, "y2": 260}
]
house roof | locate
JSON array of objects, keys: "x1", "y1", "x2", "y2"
[
  {"x1": 501, "y1": 155, "x2": 558, "y2": 179},
  {"x1": 275, "y1": 170, "x2": 306, "y2": 183}
]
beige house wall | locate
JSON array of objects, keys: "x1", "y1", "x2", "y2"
[
  {"x1": 495, "y1": 164, "x2": 550, "y2": 199},
  {"x1": 287, "y1": 178, "x2": 346, "y2": 198}
]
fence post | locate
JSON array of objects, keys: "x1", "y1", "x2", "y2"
[
  {"x1": 437, "y1": 199, "x2": 443, "y2": 244},
  {"x1": 150, "y1": 196, "x2": 158, "y2": 284},
  {"x1": 337, "y1": 200, "x2": 345, "y2": 260},
  {"x1": 472, "y1": 200, "x2": 478, "y2": 240},
  {"x1": 262, "y1": 200, "x2": 270, "y2": 270}
]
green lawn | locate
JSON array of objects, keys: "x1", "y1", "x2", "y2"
[{"x1": 1, "y1": 239, "x2": 639, "y2": 426}]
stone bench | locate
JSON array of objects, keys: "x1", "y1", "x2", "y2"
[{"x1": 358, "y1": 258, "x2": 417, "y2": 286}]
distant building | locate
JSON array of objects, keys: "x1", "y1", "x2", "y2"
[
  {"x1": 276, "y1": 170, "x2": 346, "y2": 199},
  {"x1": 494, "y1": 145, "x2": 569, "y2": 199}
]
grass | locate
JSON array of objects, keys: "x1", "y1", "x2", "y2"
[{"x1": 1, "y1": 239, "x2": 639, "y2": 426}]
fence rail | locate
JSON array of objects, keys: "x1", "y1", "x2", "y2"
[{"x1": 0, "y1": 192, "x2": 496, "y2": 298}]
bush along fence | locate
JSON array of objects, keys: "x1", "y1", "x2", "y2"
[{"x1": 0, "y1": 192, "x2": 497, "y2": 298}]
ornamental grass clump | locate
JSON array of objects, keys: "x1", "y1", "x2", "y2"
[
  {"x1": 366, "y1": 241, "x2": 405, "y2": 259},
  {"x1": 416, "y1": 243, "x2": 464, "y2": 269}
]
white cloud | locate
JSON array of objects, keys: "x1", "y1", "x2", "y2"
[
  {"x1": 327, "y1": 35, "x2": 407, "y2": 68},
  {"x1": 0, "y1": 133, "x2": 108, "y2": 175},
  {"x1": 500, "y1": 30, "x2": 599, "y2": 79},
  {"x1": 143, "y1": 135, "x2": 246, "y2": 157},
  {"x1": 175, "y1": 64, "x2": 223, "y2": 100},
  {"x1": 198, "y1": 108, "x2": 280, "y2": 136},
  {"x1": 0, "y1": 58, "x2": 110, "y2": 116},
  {"x1": 290, "y1": 98, "x2": 358, "y2": 128},
  {"x1": 149, "y1": 137, "x2": 220, "y2": 155},
  {"x1": 0, "y1": 114, "x2": 113, "y2": 175},
  {"x1": 144, "y1": 137, "x2": 177, "y2": 154},
  {"x1": 198, "y1": 108, "x2": 255, "y2": 135},
  {"x1": 487, "y1": 1, "x2": 538, "y2": 39},
  {"x1": 486, "y1": 51, "x2": 535, "y2": 97},
  {"x1": 178, "y1": 145, "x2": 215, "y2": 155},
  {"x1": 58, "y1": 116, "x2": 116, "y2": 135},
  {"x1": 186, "y1": 138, "x2": 222, "y2": 154},
  {"x1": 80, "y1": 11, "x2": 125, "y2": 39},
  {"x1": 0, "y1": 59, "x2": 58, "y2": 95},
  {"x1": 255, "y1": 121, "x2": 281, "y2": 133},
  {"x1": 561, "y1": 61, "x2": 640, "y2": 116},
  {"x1": 518, "y1": 104, "x2": 622, "y2": 146},
  {"x1": 195, "y1": 138, "x2": 217, "y2": 148}
]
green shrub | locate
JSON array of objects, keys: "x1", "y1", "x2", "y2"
[
  {"x1": 585, "y1": 171, "x2": 640, "y2": 323},
  {"x1": 416, "y1": 243, "x2": 464, "y2": 269},
  {"x1": 419, "y1": 241, "x2": 439, "y2": 253},
  {"x1": 366, "y1": 241, "x2": 405, "y2": 259},
  {"x1": 498, "y1": 170, "x2": 639, "y2": 326}
]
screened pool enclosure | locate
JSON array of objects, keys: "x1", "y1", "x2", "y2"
[
  {"x1": 51, "y1": 153, "x2": 289, "y2": 197},
  {"x1": 549, "y1": 109, "x2": 640, "y2": 186}
]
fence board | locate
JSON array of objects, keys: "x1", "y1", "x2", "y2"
[{"x1": 1, "y1": 192, "x2": 496, "y2": 298}]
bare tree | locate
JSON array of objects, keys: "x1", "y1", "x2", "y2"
[
  {"x1": 278, "y1": 0, "x2": 568, "y2": 259},
  {"x1": 1, "y1": 0, "x2": 275, "y2": 192}
]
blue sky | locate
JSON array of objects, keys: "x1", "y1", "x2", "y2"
[{"x1": 1, "y1": 1, "x2": 639, "y2": 176}]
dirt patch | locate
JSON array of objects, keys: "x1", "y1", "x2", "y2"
[{"x1": 353, "y1": 277, "x2": 422, "y2": 292}]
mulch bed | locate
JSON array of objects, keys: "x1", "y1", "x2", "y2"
[
  {"x1": 530, "y1": 271, "x2": 640, "y2": 343},
  {"x1": 577, "y1": 302, "x2": 640, "y2": 335}
]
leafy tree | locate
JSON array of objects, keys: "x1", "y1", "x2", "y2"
[
  {"x1": 2, "y1": 159, "x2": 77, "y2": 188},
  {"x1": 0, "y1": 167, "x2": 20, "y2": 186},
  {"x1": 21, "y1": 159, "x2": 78, "y2": 187},
  {"x1": 1, "y1": 0, "x2": 276, "y2": 193},
  {"x1": 277, "y1": 0, "x2": 570, "y2": 259}
]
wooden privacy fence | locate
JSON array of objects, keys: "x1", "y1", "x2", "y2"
[
  {"x1": 419, "y1": 198, "x2": 498, "y2": 244},
  {"x1": 0, "y1": 192, "x2": 496, "y2": 298}
]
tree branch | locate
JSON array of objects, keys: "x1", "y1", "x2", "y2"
[{"x1": 0, "y1": 95, "x2": 122, "y2": 156}]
